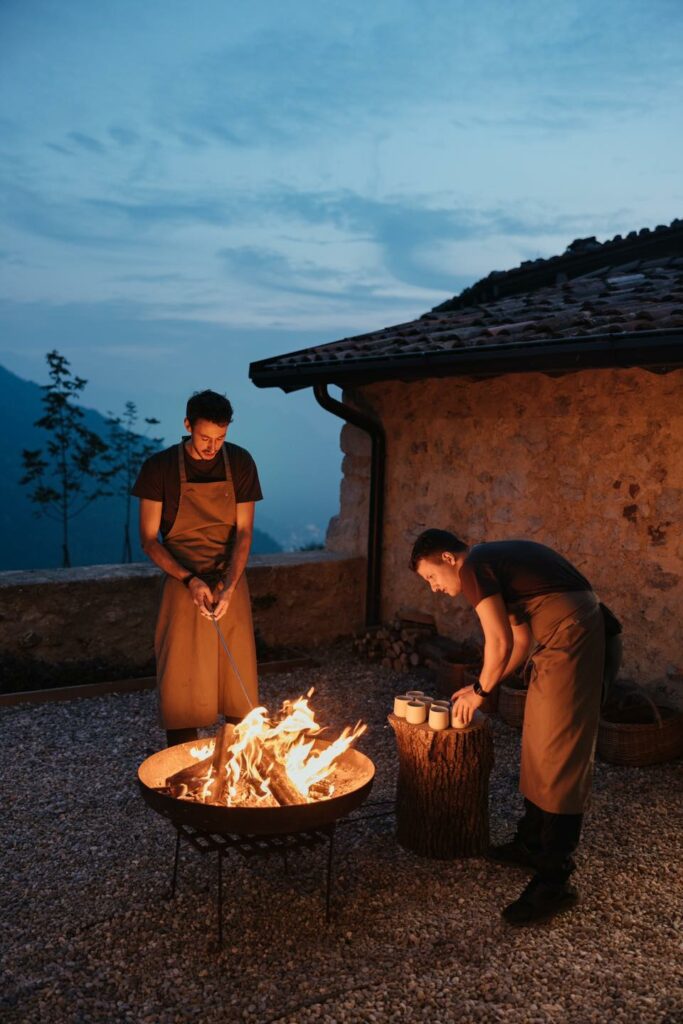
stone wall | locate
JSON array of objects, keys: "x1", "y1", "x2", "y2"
[
  {"x1": 0, "y1": 552, "x2": 365, "y2": 690},
  {"x1": 326, "y1": 368, "x2": 683, "y2": 694}
]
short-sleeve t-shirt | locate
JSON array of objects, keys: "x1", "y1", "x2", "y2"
[
  {"x1": 459, "y1": 541, "x2": 592, "y2": 621},
  {"x1": 132, "y1": 441, "x2": 263, "y2": 537}
]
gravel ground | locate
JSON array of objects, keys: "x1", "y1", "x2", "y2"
[{"x1": 2, "y1": 646, "x2": 682, "y2": 1024}]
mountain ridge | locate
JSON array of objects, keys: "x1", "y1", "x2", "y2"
[{"x1": 0, "y1": 363, "x2": 281, "y2": 570}]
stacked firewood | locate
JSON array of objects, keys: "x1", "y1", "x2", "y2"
[{"x1": 354, "y1": 608, "x2": 437, "y2": 672}]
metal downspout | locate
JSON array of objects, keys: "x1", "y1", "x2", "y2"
[{"x1": 313, "y1": 384, "x2": 385, "y2": 627}]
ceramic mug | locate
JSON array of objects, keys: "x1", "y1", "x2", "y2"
[
  {"x1": 405, "y1": 701, "x2": 428, "y2": 725},
  {"x1": 393, "y1": 695, "x2": 411, "y2": 718},
  {"x1": 451, "y1": 703, "x2": 468, "y2": 730},
  {"x1": 428, "y1": 705, "x2": 449, "y2": 731},
  {"x1": 406, "y1": 690, "x2": 424, "y2": 700}
]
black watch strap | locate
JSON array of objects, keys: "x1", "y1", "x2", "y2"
[
  {"x1": 472, "y1": 679, "x2": 489, "y2": 698},
  {"x1": 181, "y1": 573, "x2": 195, "y2": 588}
]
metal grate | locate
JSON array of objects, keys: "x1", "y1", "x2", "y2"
[{"x1": 168, "y1": 822, "x2": 336, "y2": 945}]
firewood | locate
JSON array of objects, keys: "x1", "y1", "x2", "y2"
[
  {"x1": 258, "y1": 746, "x2": 304, "y2": 806},
  {"x1": 204, "y1": 724, "x2": 232, "y2": 804},
  {"x1": 165, "y1": 750, "x2": 215, "y2": 790}
]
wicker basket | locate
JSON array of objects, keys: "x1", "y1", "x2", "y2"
[
  {"x1": 498, "y1": 682, "x2": 527, "y2": 729},
  {"x1": 598, "y1": 689, "x2": 683, "y2": 766}
]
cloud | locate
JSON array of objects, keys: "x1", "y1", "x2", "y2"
[
  {"x1": 260, "y1": 189, "x2": 602, "y2": 291},
  {"x1": 108, "y1": 126, "x2": 140, "y2": 147},
  {"x1": 67, "y1": 132, "x2": 106, "y2": 155},
  {"x1": 86, "y1": 195, "x2": 231, "y2": 228},
  {"x1": 217, "y1": 243, "x2": 427, "y2": 308}
]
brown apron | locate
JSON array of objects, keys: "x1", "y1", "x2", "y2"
[
  {"x1": 154, "y1": 443, "x2": 258, "y2": 729},
  {"x1": 519, "y1": 590, "x2": 605, "y2": 815}
]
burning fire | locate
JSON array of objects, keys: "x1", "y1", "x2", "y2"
[{"x1": 165, "y1": 688, "x2": 366, "y2": 808}]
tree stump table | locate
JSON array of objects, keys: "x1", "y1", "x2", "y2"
[{"x1": 388, "y1": 713, "x2": 494, "y2": 859}]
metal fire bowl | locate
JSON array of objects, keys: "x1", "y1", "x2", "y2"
[{"x1": 138, "y1": 736, "x2": 375, "y2": 836}]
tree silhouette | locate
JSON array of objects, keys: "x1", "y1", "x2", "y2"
[
  {"x1": 20, "y1": 350, "x2": 112, "y2": 567},
  {"x1": 106, "y1": 402, "x2": 163, "y2": 562}
]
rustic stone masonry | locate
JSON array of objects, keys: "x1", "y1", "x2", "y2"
[
  {"x1": 0, "y1": 552, "x2": 365, "y2": 691},
  {"x1": 327, "y1": 366, "x2": 683, "y2": 702}
]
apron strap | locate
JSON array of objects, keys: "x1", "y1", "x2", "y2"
[
  {"x1": 222, "y1": 444, "x2": 232, "y2": 485},
  {"x1": 177, "y1": 441, "x2": 187, "y2": 483}
]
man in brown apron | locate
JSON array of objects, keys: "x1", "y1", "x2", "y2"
[
  {"x1": 411, "y1": 529, "x2": 621, "y2": 926},
  {"x1": 133, "y1": 390, "x2": 260, "y2": 746}
]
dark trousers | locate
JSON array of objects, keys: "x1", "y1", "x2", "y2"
[
  {"x1": 166, "y1": 727, "x2": 198, "y2": 747},
  {"x1": 516, "y1": 798, "x2": 583, "y2": 886}
]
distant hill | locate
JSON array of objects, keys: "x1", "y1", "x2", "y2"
[{"x1": 0, "y1": 364, "x2": 281, "y2": 570}]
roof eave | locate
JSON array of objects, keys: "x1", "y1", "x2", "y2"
[{"x1": 249, "y1": 329, "x2": 683, "y2": 393}]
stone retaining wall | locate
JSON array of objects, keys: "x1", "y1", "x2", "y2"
[
  {"x1": 0, "y1": 552, "x2": 365, "y2": 689},
  {"x1": 327, "y1": 367, "x2": 683, "y2": 699}
]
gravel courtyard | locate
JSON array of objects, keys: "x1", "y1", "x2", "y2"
[{"x1": 2, "y1": 649, "x2": 682, "y2": 1024}]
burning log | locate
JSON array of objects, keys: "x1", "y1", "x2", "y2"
[
  {"x1": 163, "y1": 750, "x2": 215, "y2": 799},
  {"x1": 388, "y1": 712, "x2": 493, "y2": 858},
  {"x1": 258, "y1": 746, "x2": 306, "y2": 806},
  {"x1": 204, "y1": 724, "x2": 232, "y2": 804}
]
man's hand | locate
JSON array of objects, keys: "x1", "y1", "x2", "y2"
[
  {"x1": 451, "y1": 684, "x2": 484, "y2": 725},
  {"x1": 211, "y1": 580, "x2": 235, "y2": 621},
  {"x1": 187, "y1": 576, "x2": 215, "y2": 619}
]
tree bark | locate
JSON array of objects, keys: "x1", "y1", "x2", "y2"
[{"x1": 388, "y1": 712, "x2": 494, "y2": 859}]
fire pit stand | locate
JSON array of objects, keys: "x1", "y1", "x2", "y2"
[
  {"x1": 139, "y1": 737, "x2": 375, "y2": 946},
  {"x1": 168, "y1": 821, "x2": 336, "y2": 945}
]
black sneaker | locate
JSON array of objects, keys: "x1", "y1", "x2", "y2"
[
  {"x1": 487, "y1": 839, "x2": 537, "y2": 869},
  {"x1": 502, "y1": 877, "x2": 579, "y2": 926}
]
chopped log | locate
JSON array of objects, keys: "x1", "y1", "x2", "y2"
[
  {"x1": 388, "y1": 712, "x2": 493, "y2": 859},
  {"x1": 204, "y1": 724, "x2": 233, "y2": 804},
  {"x1": 164, "y1": 749, "x2": 215, "y2": 790},
  {"x1": 258, "y1": 746, "x2": 304, "y2": 806}
]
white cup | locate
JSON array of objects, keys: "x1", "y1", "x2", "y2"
[
  {"x1": 428, "y1": 705, "x2": 449, "y2": 731},
  {"x1": 417, "y1": 695, "x2": 434, "y2": 709},
  {"x1": 432, "y1": 699, "x2": 451, "y2": 710},
  {"x1": 405, "y1": 701, "x2": 428, "y2": 725},
  {"x1": 393, "y1": 695, "x2": 411, "y2": 718},
  {"x1": 451, "y1": 703, "x2": 468, "y2": 730},
  {"x1": 406, "y1": 690, "x2": 424, "y2": 699}
]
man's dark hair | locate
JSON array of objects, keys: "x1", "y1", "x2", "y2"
[
  {"x1": 186, "y1": 390, "x2": 234, "y2": 427},
  {"x1": 409, "y1": 529, "x2": 468, "y2": 571}
]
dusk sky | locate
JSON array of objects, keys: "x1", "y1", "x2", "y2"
[{"x1": 1, "y1": 0, "x2": 681, "y2": 547}]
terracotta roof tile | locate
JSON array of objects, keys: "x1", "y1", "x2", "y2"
[{"x1": 250, "y1": 220, "x2": 683, "y2": 388}]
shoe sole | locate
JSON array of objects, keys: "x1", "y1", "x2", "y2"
[{"x1": 502, "y1": 893, "x2": 579, "y2": 927}]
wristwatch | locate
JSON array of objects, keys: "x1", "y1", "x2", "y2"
[
  {"x1": 181, "y1": 573, "x2": 195, "y2": 588},
  {"x1": 472, "y1": 679, "x2": 490, "y2": 698}
]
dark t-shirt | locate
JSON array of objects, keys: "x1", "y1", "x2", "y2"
[
  {"x1": 132, "y1": 441, "x2": 263, "y2": 537},
  {"x1": 459, "y1": 541, "x2": 592, "y2": 620}
]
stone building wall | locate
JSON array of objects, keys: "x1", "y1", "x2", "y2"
[{"x1": 326, "y1": 368, "x2": 683, "y2": 691}]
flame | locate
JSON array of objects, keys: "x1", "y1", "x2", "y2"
[{"x1": 170, "y1": 688, "x2": 366, "y2": 808}]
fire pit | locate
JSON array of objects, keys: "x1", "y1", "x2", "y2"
[{"x1": 137, "y1": 693, "x2": 375, "y2": 942}]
